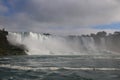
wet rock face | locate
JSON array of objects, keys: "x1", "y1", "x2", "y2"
[{"x1": 0, "y1": 29, "x2": 26, "y2": 56}]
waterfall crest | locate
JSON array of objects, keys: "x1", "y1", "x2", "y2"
[{"x1": 7, "y1": 32, "x2": 116, "y2": 55}]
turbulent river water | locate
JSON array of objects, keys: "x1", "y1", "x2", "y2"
[{"x1": 0, "y1": 55, "x2": 120, "y2": 80}]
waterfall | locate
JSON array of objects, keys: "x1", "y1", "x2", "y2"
[{"x1": 7, "y1": 32, "x2": 113, "y2": 55}]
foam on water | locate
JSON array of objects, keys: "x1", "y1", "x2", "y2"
[{"x1": 0, "y1": 64, "x2": 120, "y2": 71}]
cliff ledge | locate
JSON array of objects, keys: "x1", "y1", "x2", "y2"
[{"x1": 0, "y1": 29, "x2": 26, "y2": 56}]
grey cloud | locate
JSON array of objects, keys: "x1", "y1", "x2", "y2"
[
  {"x1": 23, "y1": 0, "x2": 120, "y2": 26},
  {"x1": 0, "y1": 3, "x2": 8, "y2": 13},
  {"x1": 0, "y1": 0, "x2": 120, "y2": 34}
]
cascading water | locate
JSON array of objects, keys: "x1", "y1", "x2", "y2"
[{"x1": 7, "y1": 32, "x2": 113, "y2": 55}]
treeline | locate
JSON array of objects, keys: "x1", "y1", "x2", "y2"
[{"x1": 83, "y1": 31, "x2": 120, "y2": 53}]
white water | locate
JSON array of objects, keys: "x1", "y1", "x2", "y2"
[
  {"x1": 1, "y1": 64, "x2": 120, "y2": 71},
  {"x1": 7, "y1": 32, "x2": 111, "y2": 55}
]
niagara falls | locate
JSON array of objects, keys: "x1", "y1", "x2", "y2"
[
  {"x1": 0, "y1": 30, "x2": 120, "y2": 80},
  {"x1": 7, "y1": 31, "x2": 120, "y2": 55},
  {"x1": 1, "y1": 0, "x2": 120, "y2": 80}
]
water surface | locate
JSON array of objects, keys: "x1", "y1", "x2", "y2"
[{"x1": 0, "y1": 55, "x2": 120, "y2": 80}]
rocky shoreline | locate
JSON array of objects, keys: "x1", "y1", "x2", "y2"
[{"x1": 0, "y1": 29, "x2": 27, "y2": 56}]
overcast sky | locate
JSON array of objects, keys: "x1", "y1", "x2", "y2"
[{"x1": 0, "y1": 0, "x2": 120, "y2": 35}]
